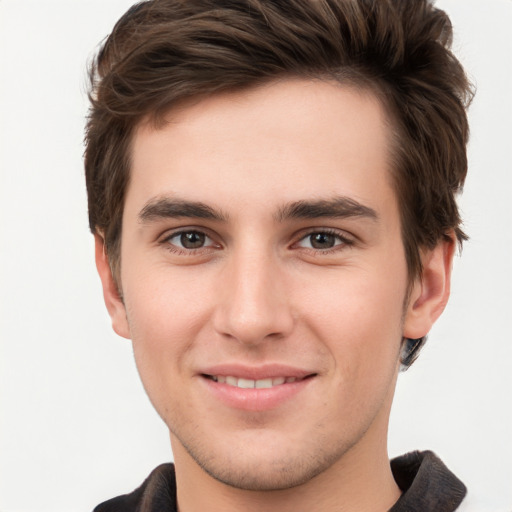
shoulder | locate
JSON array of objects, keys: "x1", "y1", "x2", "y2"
[
  {"x1": 390, "y1": 450, "x2": 466, "y2": 511},
  {"x1": 390, "y1": 451, "x2": 511, "y2": 512},
  {"x1": 93, "y1": 463, "x2": 177, "y2": 512}
]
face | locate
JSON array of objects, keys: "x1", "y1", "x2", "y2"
[{"x1": 98, "y1": 79, "x2": 447, "y2": 491}]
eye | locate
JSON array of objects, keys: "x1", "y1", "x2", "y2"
[
  {"x1": 164, "y1": 230, "x2": 216, "y2": 251},
  {"x1": 296, "y1": 230, "x2": 352, "y2": 251}
]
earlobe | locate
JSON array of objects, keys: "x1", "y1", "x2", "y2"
[
  {"x1": 94, "y1": 234, "x2": 131, "y2": 339},
  {"x1": 403, "y1": 235, "x2": 456, "y2": 340}
]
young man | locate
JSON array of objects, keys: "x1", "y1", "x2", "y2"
[{"x1": 85, "y1": 1, "x2": 473, "y2": 510}]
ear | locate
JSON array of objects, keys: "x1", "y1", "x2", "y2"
[
  {"x1": 403, "y1": 235, "x2": 456, "y2": 339},
  {"x1": 94, "y1": 234, "x2": 131, "y2": 339}
]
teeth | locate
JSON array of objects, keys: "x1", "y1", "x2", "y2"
[
  {"x1": 238, "y1": 378, "x2": 255, "y2": 389},
  {"x1": 209, "y1": 375, "x2": 300, "y2": 389},
  {"x1": 226, "y1": 376, "x2": 238, "y2": 386},
  {"x1": 255, "y1": 378, "x2": 273, "y2": 389}
]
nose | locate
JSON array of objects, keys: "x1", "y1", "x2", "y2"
[{"x1": 213, "y1": 249, "x2": 294, "y2": 346}]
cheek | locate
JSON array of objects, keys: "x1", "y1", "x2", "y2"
[
  {"x1": 299, "y1": 266, "x2": 406, "y2": 379},
  {"x1": 122, "y1": 267, "x2": 213, "y2": 389},
  {"x1": 124, "y1": 260, "x2": 211, "y2": 338}
]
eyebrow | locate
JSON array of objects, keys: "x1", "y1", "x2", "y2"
[
  {"x1": 138, "y1": 195, "x2": 378, "y2": 224},
  {"x1": 275, "y1": 197, "x2": 378, "y2": 222},
  {"x1": 138, "y1": 197, "x2": 228, "y2": 223}
]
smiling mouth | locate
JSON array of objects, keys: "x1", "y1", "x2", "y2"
[{"x1": 202, "y1": 374, "x2": 315, "y2": 389}]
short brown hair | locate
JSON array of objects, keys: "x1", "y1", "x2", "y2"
[{"x1": 84, "y1": 0, "x2": 473, "y2": 363}]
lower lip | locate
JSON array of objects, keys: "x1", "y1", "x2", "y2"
[{"x1": 201, "y1": 376, "x2": 314, "y2": 412}]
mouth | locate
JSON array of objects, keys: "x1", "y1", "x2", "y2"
[
  {"x1": 202, "y1": 374, "x2": 314, "y2": 389},
  {"x1": 199, "y1": 365, "x2": 317, "y2": 411}
]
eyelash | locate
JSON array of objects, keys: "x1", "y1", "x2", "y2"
[
  {"x1": 294, "y1": 228, "x2": 355, "y2": 254},
  {"x1": 160, "y1": 229, "x2": 219, "y2": 256},
  {"x1": 159, "y1": 227, "x2": 354, "y2": 256}
]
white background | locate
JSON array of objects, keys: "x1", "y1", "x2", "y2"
[{"x1": 0, "y1": 1, "x2": 511, "y2": 510}]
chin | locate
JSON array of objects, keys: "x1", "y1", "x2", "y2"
[{"x1": 177, "y1": 430, "x2": 356, "y2": 492}]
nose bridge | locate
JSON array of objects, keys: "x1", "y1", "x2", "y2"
[{"x1": 214, "y1": 243, "x2": 293, "y2": 344}]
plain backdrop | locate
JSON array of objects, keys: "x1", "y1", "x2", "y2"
[{"x1": 1, "y1": 1, "x2": 511, "y2": 511}]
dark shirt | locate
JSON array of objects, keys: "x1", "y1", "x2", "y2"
[
  {"x1": 390, "y1": 451, "x2": 466, "y2": 511},
  {"x1": 94, "y1": 450, "x2": 467, "y2": 512}
]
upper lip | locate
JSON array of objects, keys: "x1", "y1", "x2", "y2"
[{"x1": 199, "y1": 364, "x2": 316, "y2": 380}]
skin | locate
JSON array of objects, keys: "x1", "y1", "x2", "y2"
[{"x1": 96, "y1": 79, "x2": 454, "y2": 512}]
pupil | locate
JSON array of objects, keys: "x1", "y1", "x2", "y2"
[
  {"x1": 181, "y1": 231, "x2": 205, "y2": 249},
  {"x1": 310, "y1": 233, "x2": 335, "y2": 249}
]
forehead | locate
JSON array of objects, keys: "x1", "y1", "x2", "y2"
[{"x1": 127, "y1": 79, "x2": 395, "y2": 219}]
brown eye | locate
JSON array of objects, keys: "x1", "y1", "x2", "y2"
[
  {"x1": 165, "y1": 230, "x2": 215, "y2": 251},
  {"x1": 180, "y1": 231, "x2": 206, "y2": 249},
  {"x1": 309, "y1": 233, "x2": 336, "y2": 249},
  {"x1": 296, "y1": 230, "x2": 352, "y2": 251}
]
